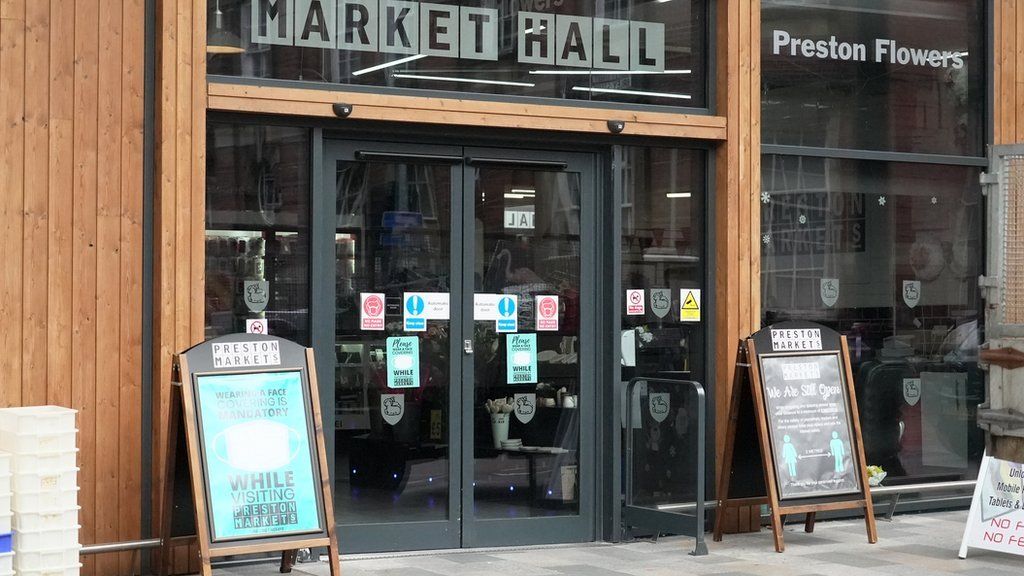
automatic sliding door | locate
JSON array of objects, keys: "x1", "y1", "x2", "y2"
[
  {"x1": 462, "y1": 150, "x2": 596, "y2": 547},
  {"x1": 325, "y1": 142, "x2": 463, "y2": 552}
]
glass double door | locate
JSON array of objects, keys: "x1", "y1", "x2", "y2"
[{"x1": 322, "y1": 141, "x2": 596, "y2": 552}]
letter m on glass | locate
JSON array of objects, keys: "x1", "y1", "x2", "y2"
[{"x1": 254, "y1": 0, "x2": 295, "y2": 45}]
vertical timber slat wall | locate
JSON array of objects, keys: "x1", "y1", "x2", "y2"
[
  {"x1": 0, "y1": 0, "x2": 146, "y2": 574},
  {"x1": 714, "y1": 0, "x2": 762, "y2": 532},
  {"x1": 154, "y1": 0, "x2": 206, "y2": 573},
  {"x1": 995, "y1": 0, "x2": 1023, "y2": 144}
]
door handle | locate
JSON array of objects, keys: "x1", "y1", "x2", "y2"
[{"x1": 463, "y1": 339, "x2": 474, "y2": 355}]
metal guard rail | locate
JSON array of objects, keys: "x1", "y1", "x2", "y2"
[{"x1": 624, "y1": 377, "x2": 707, "y2": 556}]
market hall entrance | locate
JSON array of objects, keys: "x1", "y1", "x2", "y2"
[{"x1": 322, "y1": 141, "x2": 597, "y2": 552}]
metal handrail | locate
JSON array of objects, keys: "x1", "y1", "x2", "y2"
[{"x1": 624, "y1": 377, "x2": 707, "y2": 556}]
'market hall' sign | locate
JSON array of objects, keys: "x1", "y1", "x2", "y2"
[{"x1": 252, "y1": 0, "x2": 667, "y2": 70}]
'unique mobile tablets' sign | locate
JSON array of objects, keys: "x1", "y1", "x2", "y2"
[
  {"x1": 758, "y1": 353, "x2": 859, "y2": 499},
  {"x1": 195, "y1": 371, "x2": 323, "y2": 540},
  {"x1": 959, "y1": 454, "x2": 1024, "y2": 559},
  {"x1": 169, "y1": 334, "x2": 340, "y2": 576}
]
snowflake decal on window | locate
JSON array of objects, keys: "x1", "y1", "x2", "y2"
[
  {"x1": 761, "y1": 192, "x2": 771, "y2": 204},
  {"x1": 878, "y1": 196, "x2": 887, "y2": 206},
  {"x1": 798, "y1": 214, "x2": 807, "y2": 225},
  {"x1": 931, "y1": 197, "x2": 938, "y2": 205},
  {"x1": 762, "y1": 234, "x2": 771, "y2": 245}
]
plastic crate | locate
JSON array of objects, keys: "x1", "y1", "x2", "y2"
[
  {"x1": 13, "y1": 508, "x2": 79, "y2": 532},
  {"x1": 0, "y1": 431, "x2": 76, "y2": 454},
  {"x1": 0, "y1": 453, "x2": 10, "y2": 476},
  {"x1": 13, "y1": 564, "x2": 79, "y2": 576},
  {"x1": 11, "y1": 488, "x2": 78, "y2": 513},
  {"x1": 0, "y1": 533, "x2": 9, "y2": 553},
  {"x1": 14, "y1": 526, "x2": 80, "y2": 551},
  {"x1": 0, "y1": 474, "x2": 10, "y2": 496},
  {"x1": 0, "y1": 495, "x2": 10, "y2": 517},
  {"x1": 0, "y1": 551, "x2": 11, "y2": 573},
  {"x1": 13, "y1": 547, "x2": 80, "y2": 569},
  {"x1": 0, "y1": 407, "x2": 76, "y2": 436},
  {"x1": 13, "y1": 469, "x2": 78, "y2": 493},
  {"x1": 12, "y1": 451, "x2": 77, "y2": 475},
  {"x1": 0, "y1": 513, "x2": 10, "y2": 534}
]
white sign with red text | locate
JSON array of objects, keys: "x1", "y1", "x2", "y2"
[
  {"x1": 626, "y1": 290, "x2": 645, "y2": 316},
  {"x1": 536, "y1": 295, "x2": 559, "y2": 331},
  {"x1": 959, "y1": 453, "x2": 1024, "y2": 559},
  {"x1": 360, "y1": 293, "x2": 386, "y2": 331}
]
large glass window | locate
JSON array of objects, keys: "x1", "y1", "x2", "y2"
[
  {"x1": 761, "y1": 156, "x2": 985, "y2": 484},
  {"x1": 207, "y1": 0, "x2": 708, "y2": 108},
  {"x1": 762, "y1": 0, "x2": 985, "y2": 156},
  {"x1": 205, "y1": 124, "x2": 312, "y2": 344},
  {"x1": 618, "y1": 147, "x2": 707, "y2": 506}
]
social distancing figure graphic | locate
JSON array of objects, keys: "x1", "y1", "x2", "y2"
[
  {"x1": 830, "y1": 431, "x2": 846, "y2": 473},
  {"x1": 782, "y1": 435, "x2": 798, "y2": 478}
]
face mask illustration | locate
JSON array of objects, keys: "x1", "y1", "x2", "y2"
[{"x1": 214, "y1": 419, "x2": 300, "y2": 472}]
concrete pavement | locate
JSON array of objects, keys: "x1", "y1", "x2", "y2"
[{"x1": 216, "y1": 511, "x2": 1022, "y2": 576}]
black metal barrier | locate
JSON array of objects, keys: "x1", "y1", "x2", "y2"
[{"x1": 624, "y1": 377, "x2": 708, "y2": 556}]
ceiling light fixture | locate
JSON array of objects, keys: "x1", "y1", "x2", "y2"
[
  {"x1": 571, "y1": 86, "x2": 692, "y2": 100},
  {"x1": 393, "y1": 73, "x2": 536, "y2": 88},
  {"x1": 352, "y1": 54, "x2": 427, "y2": 76},
  {"x1": 207, "y1": 0, "x2": 246, "y2": 55}
]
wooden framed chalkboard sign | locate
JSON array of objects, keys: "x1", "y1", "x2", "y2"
[
  {"x1": 161, "y1": 334, "x2": 341, "y2": 576},
  {"x1": 713, "y1": 321, "x2": 877, "y2": 552}
]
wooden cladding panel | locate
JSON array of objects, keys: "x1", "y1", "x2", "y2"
[
  {"x1": 995, "y1": 0, "x2": 1024, "y2": 144},
  {"x1": 713, "y1": 0, "x2": 762, "y2": 532},
  {"x1": 154, "y1": 0, "x2": 206, "y2": 573},
  {"x1": 0, "y1": 0, "x2": 145, "y2": 573}
]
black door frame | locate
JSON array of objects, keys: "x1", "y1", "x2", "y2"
[{"x1": 318, "y1": 139, "x2": 599, "y2": 551}]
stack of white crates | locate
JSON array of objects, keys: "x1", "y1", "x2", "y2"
[
  {"x1": 0, "y1": 451, "x2": 12, "y2": 576},
  {"x1": 0, "y1": 407, "x2": 79, "y2": 576}
]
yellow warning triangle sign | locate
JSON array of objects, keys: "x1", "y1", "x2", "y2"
[
  {"x1": 682, "y1": 292, "x2": 699, "y2": 310},
  {"x1": 680, "y1": 290, "x2": 701, "y2": 322}
]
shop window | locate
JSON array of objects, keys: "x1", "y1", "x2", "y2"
[
  {"x1": 205, "y1": 123, "x2": 312, "y2": 344},
  {"x1": 761, "y1": 155, "x2": 985, "y2": 483},
  {"x1": 618, "y1": 146, "x2": 706, "y2": 506},
  {"x1": 761, "y1": 0, "x2": 985, "y2": 156},
  {"x1": 206, "y1": 0, "x2": 708, "y2": 109}
]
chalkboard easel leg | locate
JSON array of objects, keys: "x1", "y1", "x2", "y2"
[
  {"x1": 769, "y1": 507, "x2": 785, "y2": 553},
  {"x1": 279, "y1": 550, "x2": 298, "y2": 573},
  {"x1": 864, "y1": 505, "x2": 879, "y2": 544},
  {"x1": 804, "y1": 512, "x2": 816, "y2": 533}
]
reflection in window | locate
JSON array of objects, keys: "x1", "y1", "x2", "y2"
[
  {"x1": 205, "y1": 124, "x2": 311, "y2": 344},
  {"x1": 761, "y1": 156, "x2": 984, "y2": 483},
  {"x1": 206, "y1": 0, "x2": 708, "y2": 108}
]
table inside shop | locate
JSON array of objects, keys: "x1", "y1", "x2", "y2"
[{"x1": 479, "y1": 446, "x2": 579, "y2": 506}]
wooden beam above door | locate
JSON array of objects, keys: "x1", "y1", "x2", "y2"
[{"x1": 207, "y1": 82, "x2": 728, "y2": 141}]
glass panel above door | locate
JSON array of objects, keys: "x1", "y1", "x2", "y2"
[{"x1": 206, "y1": 0, "x2": 708, "y2": 108}]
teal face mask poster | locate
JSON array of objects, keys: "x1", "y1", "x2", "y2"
[
  {"x1": 387, "y1": 336, "x2": 420, "y2": 388},
  {"x1": 507, "y1": 334, "x2": 538, "y2": 384},
  {"x1": 195, "y1": 371, "x2": 323, "y2": 541}
]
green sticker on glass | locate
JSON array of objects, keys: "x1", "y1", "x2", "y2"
[
  {"x1": 387, "y1": 336, "x2": 420, "y2": 388},
  {"x1": 507, "y1": 334, "x2": 538, "y2": 385}
]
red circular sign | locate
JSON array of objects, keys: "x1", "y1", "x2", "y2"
[
  {"x1": 363, "y1": 295, "x2": 384, "y2": 317},
  {"x1": 629, "y1": 291, "x2": 642, "y2": 304},
  {"x1": 539, "y1": 297, "x2": 557, "y2": 318}
]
